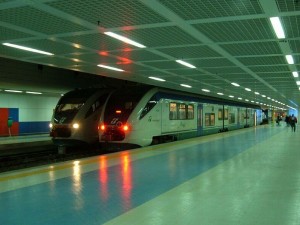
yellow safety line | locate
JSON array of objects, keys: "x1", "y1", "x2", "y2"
[{"x1": 0, "y1": 144, "x2": 166, "y2": 182}]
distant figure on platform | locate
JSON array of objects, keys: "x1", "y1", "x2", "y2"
[
  {"x1": 285, "y1": 115, "x2": 290, "y2": 127},
  {"x1": 276, "y1": 115, "x2": 281, "y2": 126},
  {"x1": 290, "y1": 114, "x2": 297, "y2": 132}
]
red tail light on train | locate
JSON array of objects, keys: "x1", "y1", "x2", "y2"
[
  {"x1": 99, "y1": 124, "x2": 106, "y2": 131},
  {"x1": 123, "y1": 124, "x2": 129, "y2": 131}
]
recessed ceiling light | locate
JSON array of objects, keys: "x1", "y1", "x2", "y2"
[
  {"x1": 2, "y1": 43, "x2": 54, "y2": 55},
  {"x1": 217, "y1": 92, "x2": 224, "y2": 95},
  {"x1": 254, "y1": 92, "x2": 260, "y2": 95},
  {"x1": 202, "y1": 89, "x2": 210, "y2": 92},
  {"x1": 97, "y1": 64, "x2": 124, "y2": 72},
  {"x1": 245, "y1": 88, "x2": 251, "y2": 91},
  {"x1": 104, "y1": 32, "x2": 146, "y2": 48},
  {"x1": 296, "y1": 81, "x2": 300, "y2": 85},
  {"x1": 270, "y1": 17, "x2": 285, "y2": 39},
  {"x1": 26, "y1": 91, "x2": 42, "y2": 95},
  {"x1": 286, "y1": 55, "x2": 294, "y2": 64},
  {"x1": 229, "y1": 95, "x2": 234, "y2": 98},
  {"x1": 175, "y1": 60, "x2": 196, "y2": 69},
  {"x1": 238, "y1": 97, "x2": 242, "y2": 100},
  {"x1": 262, "y1": 95, "x2": 266, "y2": 97},
  {"x1": 180, "y1": 84, "x2": 192, "y2": 88},
  {"x1": 148, "y1": 76, "x2": 165, "y2": 82},
  {"x1": 293, "y1": 72, "x2": 299, "y2": 77},
  {"x1": 5, "y1": 89, "x2": 22, "y2": 93},
  {"x1": 231, "y1": 82, "x2": 240, "y2": 87}
]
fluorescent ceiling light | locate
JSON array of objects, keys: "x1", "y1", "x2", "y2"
[
  {"x1": 180, "y1": 84, "x2": 192, "y2": 88},
  {"x1": 254, "y1": 92, "x2": 260, "y2": 95},
  {"x1": 270, "y1": 17, "x2": 285, "y2": 39},
  {"x1": 296, "y1": 81, "x2": 300, "y2": 85},
  {"x1": 97, "y1": 64, "x2": 124, "y2": 72},
  {"x1": 267, "y1": 97, "x2": 271, "y2": 99},
  {"x1": 286, "y1": 55, "x2": 294, "y2": 64},
  {"x1": 175, "y1": 60, "x2": 196, "y2": 69},
  {"x1": 262, "y1": 95, "x2": 266, "y2": 97},
  {"x1": 238, "y1": 97, "x2": 242, "y2": 100},
  {"x1": 5, "y1": 89, "x2": 22, "y2": 93},
  {"x1": 202, "y1": 89, "x2": 210, "y2": 92},
  {"x1": 26, "y1": 91, "x2": 42, "y2": 95},
  {"x1": 104, "y1": 32, "x2": 146, "y2": 48},
  {"x1": 2, "y1": 43, "x2": 54, "y2": 55},
  {"x1": 245, "y1": 99, "x2": 249, "y2": 102},
  {"x1": 293, "y1": 72, "x2": 299, "y2": 77},
  {"x1": 245, "y1": 88, "x2": 251, "y2": 91},
  {"x1": 217, "y1": 92, "x2": 224, "y2": 95},
  {"x1": 229, "y1": 95, "x2": 234, "y2": 98},
  {"x1": 148, "y1": 76, "x2": 165, "y2": 82},
  {"x1": 231, "y1": 82, "x2": 240, "y2": 87}
]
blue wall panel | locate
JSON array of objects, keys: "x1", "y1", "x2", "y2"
[
  {"x1": 8, "y1": 108, "x2": 19, "y2": 122},
  {"x1": 19, "y1": 121, "x2": 50, "y2": 134}
]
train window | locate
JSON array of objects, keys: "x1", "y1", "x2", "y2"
[
  {"x1": 169, "y1": 103, "x2": 177, "y2": 120},
  {"x1": 125, "y1": 102, "x2": 133, "y2": 110},
  {"x1": 178, "y1": 104, "x2": 186, "y2": 119},
  {"x1": 85, "y1": 94, "x2": 109, "y2": 118},
  {"x1": 103, "y1": 87, "x2": 150, "y2": 123},
  {"x1": 205, "y1": 113, "x2": 215, "y2": 126},
  {"x1": 218, "y1": 109, "x2": 223, "y2": 120},
  {"x1": 218, "y1": 109, "x2": 229, "y2": 120},
  {"x1": 139, "y1": 95, "x2": 158, "y2": 120},
  {"x1": 188, "y1": 104, "x2": 194, "y2": 119},
  {"x1": 224, "y1": 109, "x2": 228, "y2": 120}
]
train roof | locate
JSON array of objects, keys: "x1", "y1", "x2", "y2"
[{"x1": 108, "y1": 85, "x2": 261, "y2": 110}]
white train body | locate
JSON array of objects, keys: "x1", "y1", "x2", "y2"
[
  {"x1": 50, "y1": 88, "x2": 112, "y2": 147},
  {"x1": 99, "y1": 87, "x2": 261, "y2": 148}
]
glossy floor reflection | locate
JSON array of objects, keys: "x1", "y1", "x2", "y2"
[{"x1": 1, "y1": 125, "x2": 299, "y2": 225}]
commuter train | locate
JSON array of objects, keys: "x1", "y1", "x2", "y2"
[
  {"x1": 49, "y1": 88, "x2": 113, "y2": 149},
  {"x1": 98, "y1": 86, "x2": 262, "y2": 148}
]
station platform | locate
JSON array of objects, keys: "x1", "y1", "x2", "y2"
[
  {"x1": 0, "y1": 134, "x2": 52, "y2": 154},
  {"x1": 0, "y1": 125, "x2": 299, "y2": 225}
]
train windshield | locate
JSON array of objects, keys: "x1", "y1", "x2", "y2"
[
  {"x1": 104, "y1": 87, "x2": 152, "y2": 124},
  {"x1": 54, "y1": 89, "x2": 98, "y2": 123}
]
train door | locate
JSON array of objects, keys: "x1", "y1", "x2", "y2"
[{"x1": 197, "y1": 104, "x2": 203, "y2": 136}]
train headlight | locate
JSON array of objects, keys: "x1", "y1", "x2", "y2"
[
  {"x1": 73, "y1": 123, "x2": 79, "y2": 129},
  {"x1": 49, "y1": 123, "x2": 53, "y2": 128}
]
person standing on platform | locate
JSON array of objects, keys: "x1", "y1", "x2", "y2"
[
  {"x1": 290, "y1": 114, "x2": 297, "y2": 132},
  {"x1": 285, "y1": 115, "x2": 290, "y2": 127}
]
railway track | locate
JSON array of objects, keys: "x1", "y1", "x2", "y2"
[{"x1": 0, "y1": 144, "x2": 106, "y2": 173}]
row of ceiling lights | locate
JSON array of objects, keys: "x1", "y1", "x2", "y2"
[
  {"x1": 0, "y1": 89, "x2": 42, "y2": 94},
  {"x1": 1, "y1": 17, "x2": 297, "y2": 111}
]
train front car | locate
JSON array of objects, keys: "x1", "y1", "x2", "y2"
[
  {"x1": 99, "y1": 86, "x2": 262, "y2": 150},
  {"x1": 50, "y1": 88, "x2": 111, "y2": 150},
  {"x1": 99, "y1": 86, "x2": 156, "y2": 149}
]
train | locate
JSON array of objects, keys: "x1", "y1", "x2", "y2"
[
  {"x1": 98, "y1": 86, "x2": 262, "y2": 149},
  {"x1": 49, "y1": 87, "x2": 113, "y2": 151},
  {"x1": 49, "y1": 85, "x2": 262, "y2": 151}
]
